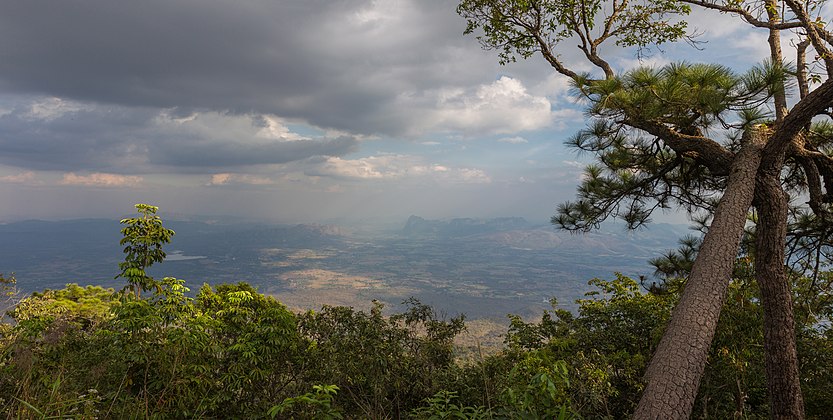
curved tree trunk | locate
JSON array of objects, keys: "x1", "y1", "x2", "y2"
[
  {"x1": 634, "y1": 128, "x2": 766, "y2": 419},
  {"x1": 755, "y1": 168, "x2": 805, "y2": 419}
]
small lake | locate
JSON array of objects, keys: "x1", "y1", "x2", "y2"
[{"x1": 166, "y1": 251, "x2": 207, "y2": 261}]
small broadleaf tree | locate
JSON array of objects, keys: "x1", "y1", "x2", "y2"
[{"x1": 116, "y1": 204, "x2": 175, "y2": 298}]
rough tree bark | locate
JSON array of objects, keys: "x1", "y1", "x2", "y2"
[
  {"x1": 755, "y1": 161, "x2": 805, "y2": 419},
  {"x1": 633, "y1": 127, "x2": 767, "y2": 419},
  {"x1": 755, "y1": 5, "x2": 805, "y2": 412}
]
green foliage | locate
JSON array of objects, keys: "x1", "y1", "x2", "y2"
[
  {"x1": 0, "y1": 273, "x2": 15, "y2": 349},
  {"x1": 299, "y1": 299, "x2": 467, "y2": 418},
  {"x1": 194, "y1": 282, "x2": 304, "y2": 416},
  {"x1": 411, "y1": 390, "x2": 488, "y2": 419},
  {"x1": 2, "y1": 271, "x2": 832, "y2": 419},
  {"x1": 116, "y1": 203, "x2": 175, "y2": 297},
  {"x1": 554, "y1": 61, "x2": 792, "y2": 231},
  {"x1": 8, "y1": 283, "x2": 116, "y2": 336},
  {"x1": 648, "y1": 234, "x2": 699, "y2": 285},
  {"x1": 500, "y1": 274, "x2": 671, "y2": 417},
  {"x1": 499, "y1": 355, "x2": 579, "y2": 419},
  {"x1": 1, "y1": 272, "x2": 17, "y2": 301},
  {"x1": 269, "y1": 384, "x2": 344, "y2": 420},
  {"x1": 0, "y1": 284, "x2": 116, "y2": 418},
  {"x1": 575, "y1": 62, "x2": 784, "y2": 130},
  {"x1": 457, "y1": 0, "x2": 690, "y2": 66}
]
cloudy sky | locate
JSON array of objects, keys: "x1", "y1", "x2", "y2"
[{"x1": 0, "y1": 0, "x2": 802, "y2": 224}]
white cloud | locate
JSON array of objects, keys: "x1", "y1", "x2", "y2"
[
  {"x1": 307, "y1": 155, "x2": 491, "y2": 184},
  {"x1": 399, "y1": 77, "x2": 554, "y2": 136},
  {"x1": 253, "y1": 115, "x2": 309, "y2": 141},
  {"x1": 208, "y1": 173, "x2": 275, "y2": 186},
  {"x1": 153, "y1": 111, "x2": 308, "y2": 143},
  {"x1": 534, "y1": 73, "x2": 573, "y2": 98},
  {"x1": 209, "y1": 173, "x2": 233, "y2": 185},
  {"x1": 311, "y1": 157, "x2": 389, "y2": 180},
  {"x1": 498, "y1": 136, "x2": 528, "y2": 144},
  {"x1": 551, "y1": 108, "x2": 584, "y2": 128},
  {"x1": 60, "y1": 172, "x2": 143, "y2": 187},
  {"x1": 616, "y1": 55, "x2": 672, "y2": 72},
  {"x1": 26, "y1": 97, "x2": 86, "y2": 121},
  {"x1": 728, "y1": 31, "x2": 772, "y2": 62},
  {"x1": 349, "y1": 0, "x2": 413, "y2": 35},
  {"x1": 331, "y1": 0, "x2": 425, "y2": 52},
  {"x1": 456, "y1": 168, "x2": 491, "y2": 183},
  {"x1": 685, "y1": 6, "x2": 748, "y2": 39},
  {"x1": 0, "y1": 171, "x2": 38, "y2": 184}
]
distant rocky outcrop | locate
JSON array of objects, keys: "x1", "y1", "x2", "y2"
[
  {"x1": 291, "y1": 223, "x2": 349, "y2": 237},
  {"x1": 402, "y1": 216, "x2": 443, "y2": 236}
]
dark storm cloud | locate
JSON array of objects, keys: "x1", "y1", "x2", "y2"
[
  {"x1": 0, "y1": 97, "x2": 358, "y2": 173},
  {"x1": 0, "y1": 101, "x2": 156, "y2": 172},
  {"x1": 0, "y1": 0, "x2": 491, "y2": 137}
]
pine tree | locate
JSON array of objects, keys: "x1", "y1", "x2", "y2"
[{"x1": 458, "y1": 1, "x2": 833, "y2": 417}]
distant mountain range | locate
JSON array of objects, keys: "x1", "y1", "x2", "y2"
[{"x1": 402, "y1": 215, "x2": 532, "y2": 237}]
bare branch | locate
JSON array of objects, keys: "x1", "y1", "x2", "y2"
[
  {"x1": 796, "y1": 38, "x2": 811, "y2": 99},
  {"x1": 784, "y1": 0, "x2": 833, "y2": 77},
  {"x1": 680, "y1": 0, "x2": 804, "y2": 30}
]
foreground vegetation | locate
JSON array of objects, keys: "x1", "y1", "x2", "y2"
[{"x1": 0, "y1": 206, "x2": 831, "y2": 418}]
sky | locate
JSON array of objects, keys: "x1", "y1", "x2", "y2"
[{"x1": 0, "y1": 0, "x2": 814, "y2": 225}]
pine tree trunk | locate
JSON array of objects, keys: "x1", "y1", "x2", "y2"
[
  {"x1": 755, "y1": 168, "x2": 805, "y2": 419},
  {"x1": 634, "y1": 128, "x2": 766, "y2": 419}
]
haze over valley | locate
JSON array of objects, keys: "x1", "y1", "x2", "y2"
[{"x1": 0, "y1": 215, "x2": 688, "y2": 319}]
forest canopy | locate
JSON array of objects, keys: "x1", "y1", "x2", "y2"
[{"x1": 0, "y1": 205, "x2": 831, "y2": 418}]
